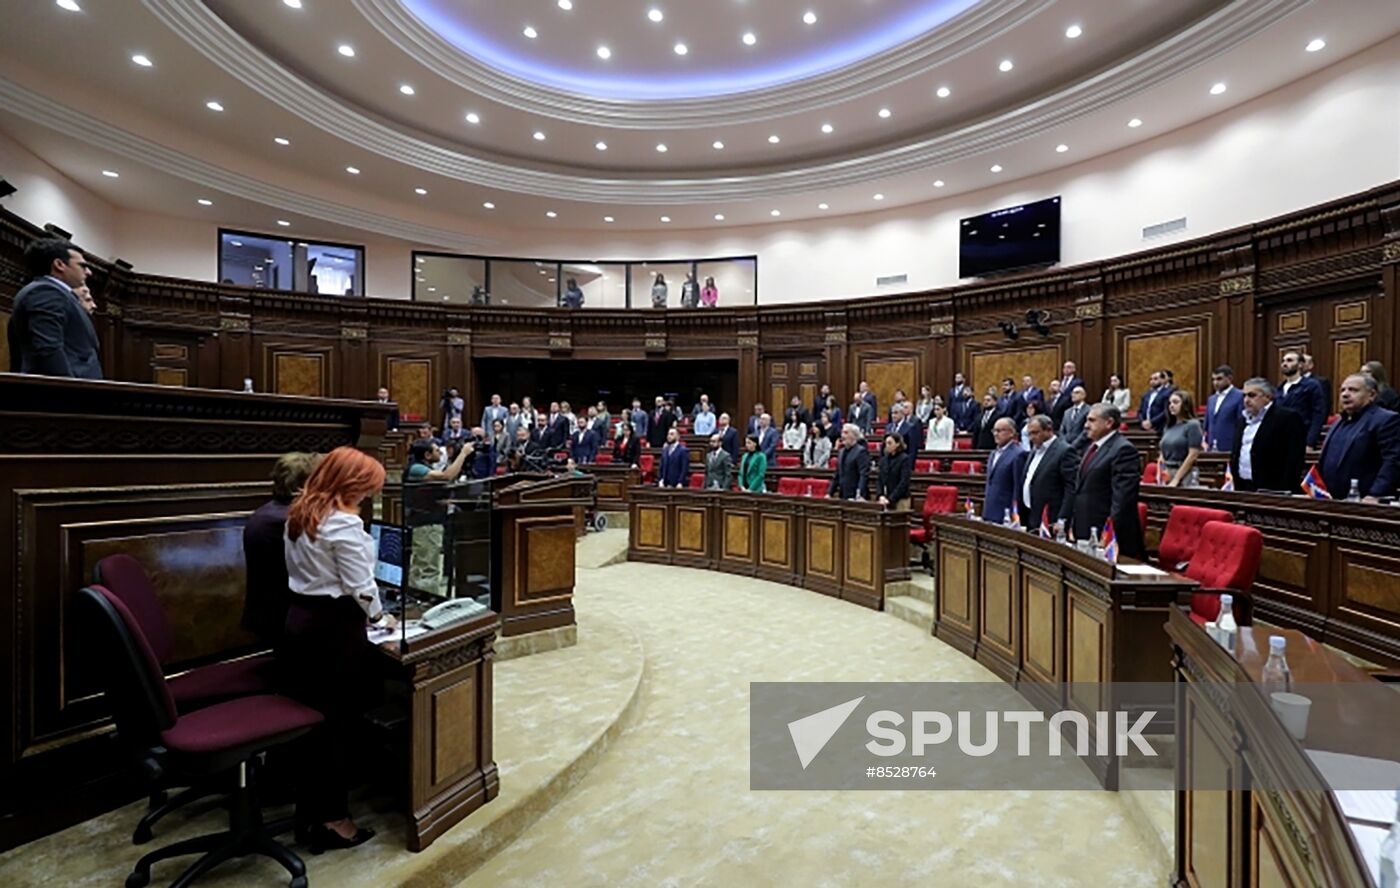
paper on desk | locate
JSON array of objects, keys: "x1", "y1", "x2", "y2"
[
  {"x1": 1116, "y1": 564, "x2": 1168, "y2": 576},
  {"x1": 1307, "y1": 749, "x2": 1400, "y2": 821},
  {"x1": 365, "y1": 623, "x2": 430, "y2": 643}
]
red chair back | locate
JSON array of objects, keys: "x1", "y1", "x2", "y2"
[
  {"x1": 915, "y1": 459, "x2": 935, "y2": 474},
  {"x1": 776, "y1": 455, "x2": 800, "y2": 468},
  {"x1": 595, "y1": 451, "x2": 615, "y2": 464},
  {"x1": 924, "y1": 485, "x2": 959, "y2": 514},
  {"x1": 93, "y1": 555, "x2": 174, "y2": 663},
  {"x1": 951, "y1": 460, "x2": 980, "y2": 475},
  {"x1": 639, "y1": 453, "x2": 655, "y2": 480},
  {"x1": 954, "y1": 437, "x2": 972, "y2": 451},
  {"x1": 827, "y1": 456, "x2": 838, "y2": 469},
  {"x1": 1141, "y1": 463, "x2": 1159, "y2": 485},
  {"x1": 803, "y1": 478, "x2": 828, "y2": 498},
  {"x1": 1185, "y1": 521, "x2": 1262, "y2": 623},
  {"x1": 688, "y1": 472, "x2": 705, "y2": 489},
  {"x1": 777, "y1": 477, "x2": 804, "y2": 496},
  {"x1": 866, "y1": 441, "x2": 881, "y2": 452},
  {"x1": 1158, "y1": 505, "x2": 1233, "y2": 571},
  {"x1": 1137, "y1": 503, "x2": 1148, "y2": 537}
]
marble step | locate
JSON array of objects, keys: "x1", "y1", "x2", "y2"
[
  {"x1": 1118, "y1": 763, "x2": 1175, "y2": 881},
  {"x1": 886, "y1": 595, "x2": 934, "y2": 632},
  {"x1": 886, "y1": 572, "x2": 935, "y2": 605}
]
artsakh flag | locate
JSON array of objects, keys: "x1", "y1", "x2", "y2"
[
  {"x1": 1300, "y1": 465, "x2": 1331, "y2": 500},
  {"x1": 1221, "y1": 465, "x2": 1235, "y2": 492},
  {"x1": 1039, "y1": 505, "x2": 1054, "y2": 540},
  {"x1": 1101, "y1": 518, "x2": 1120, "y2": 564}
]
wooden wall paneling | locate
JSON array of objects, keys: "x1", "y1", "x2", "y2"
[
  {"x1": 341, "y1": 324, "x2": 369, "y2": 402},
  {"x1": 260, "y1": 339, "x2": 336, "y2": 399},
  {"x1": 1116, "y1": 315, "x2": 1209, "y2": 402},
  {"x1": 382, "y1": 351, "x2": 437, "y2": 426},
  {"x1": 858, "y1": 351, "x2": 919, "y2": 414},
  {"x1": 964, "y1": 342, "x2": 1061, "y2": 401}
]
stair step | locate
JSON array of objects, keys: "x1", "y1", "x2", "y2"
[
  {"x1": 886, "y1": 595, "x2": 934, "y2": 632},
  {"x1": 886, "y1": 572, "x2": 935, "y2": 605}
]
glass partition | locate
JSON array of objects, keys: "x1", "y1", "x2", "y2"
[
  {"x1": 490, "y1": 259, "x2": 560, "y2": 308},
  {"x1": 219, "y1": 229, "x2": 364, "y2": 296},
  {"x1": 559, "y1": 261, "x2": 627, "y2": 309},
  {"x1": 697, "y1": 257, "x2": 758, "y2": 307},
  {"x1": 414, "y1": 254, "x2": 486, "y2": 305},
  {"x1": 629, "y1": 261, "x2": 695, "y2": 309}
]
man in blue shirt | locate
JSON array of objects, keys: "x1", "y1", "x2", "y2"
[
  {"x1": 1204, "y1": 365, "x2": 1245, "y2": 453},
  {"x1": 694, "y1": 403, "x2": 717, "y2": 436},
  {"x1": 1317, "y1": 374, "x2": 1400, "y2": 502}
]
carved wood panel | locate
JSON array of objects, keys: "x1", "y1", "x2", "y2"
[
  {"x1": 966, "y1": 345, "x2": 1059, "y2": 402},
  {"x1": 271, "y1": 352, "x2": 327, "y2": 398},
  {"x1": 1119, "y1": 318, "x2": 1205, "y2": 401},
  {"x1": 860, "y1": 356, "x2": 917, "y2": 416},
  {"x1": 387, "y1": 356, "x2": 433, "y2": 425}
]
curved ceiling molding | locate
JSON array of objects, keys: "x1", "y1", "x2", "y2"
[
  {"x1": 142, "y1": 0, "x2": 1307, "y2": 205},
  {"x1": 355, "y1": 0, "x2": 1053, "y2": 127},
  {"x1": 0, "y1": 77, "x2": 491, "y2": 251}
]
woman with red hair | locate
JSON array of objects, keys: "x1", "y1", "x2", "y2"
[{"x1": 281, "y1": 446, "x2": 392, "y2": 852}]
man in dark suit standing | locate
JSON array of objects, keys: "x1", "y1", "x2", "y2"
[
  {"x1": 756, "y1": 413, "x2": 780, "y2": 460},
  {"x1": 982, "y1": 418, "x2": 1026, "y2": 522},
  {"x1": 703, "y1": 434, "x2": 733, "y2": 490},
  {"x1": 1204, "y1": 366, "x2": 1245, "y2": 454},
  {"x1": 569, "y1": 417, "x2": 599, "y2": 465},
  {"x1": 716, "y1": 413, "x2": 740, "y2": 463},
  {"x1": 8, "y1": 238, "x2": 101, "y2": 379},
  {"x1": 811, "y1": 384, "x2": 832, "y2": 423},
  {"x1": 1049, "y1": 361, "x2": 1083, "y2": 429},
  {"x1": 649, "y1": 396, "x2": 675, "y2": 448},
  {"x1": 972, "y1": 392, "x2": 1002, "y2": 450},
  {"x1": 998, "y1": 378, "x2": 1026, "y2": 429},
  {"x1": 1020, "y1": 375, "x2": 1045, "y2": 415},
  {"x1": 1279, "y1": 351, "x2": 1326, "y2": 447},
  {"x1": 1235, "y1": 380, "x2": 1306, "y2": 493},
  {"x1": 1317, "y1": 373, "x2": 1400, "y2": 502},
  {"x1": 1138, "y1": 371, "x2": 1172, "y2": 437},
  {"x1": 1016, "y1": 415, "x2": 1072, "y2": 532},
  {"x1": 1059, "y1": 404, "x2": 1145, "y2": 558},
  {"x1": 847, "y1": 395, "x2": 873, "y2": 434},
  {"x1": 857, "y1": 380, "x2": 878, "y2": 418},
  {"x1": 746, "y1": 403, "x2": 765, "y2": 438},
  {"x1": 948, "y1": 373, "x2": 976, "y2": 433},
  {"x1": 657, "y1": 427, "x2": 690, "y2": 488},
  {"x1": 547, "y1": 407, "x2": 572, "y2": 450},
  {"x1": 827, "y1": 425, "x2": 871, "y2": 500},
  {"x1": 1057, "y1": 386, "x2": 1090, "y2": 446},
  {"x1": 1302, "y1": 353, "x2": 1331, "y2": 419},
  {"x1": 888, "y1": 403, "x2": 923, "y2": 452},
  {"x1": 376, "y1": 387, "x2": 400, "y2": 431}
]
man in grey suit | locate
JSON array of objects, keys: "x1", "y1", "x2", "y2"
[
  {"x1": 703, "y1": 434, "x2": 733, "y2": 490},
  {"x1": 1057, "y1": 385, "x2": 1090, "y2": 446},
  {"x1": 8, "y1": 238, "x2": 101, "y2": 379}
]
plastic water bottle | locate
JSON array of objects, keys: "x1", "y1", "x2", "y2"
[
  {"x1": 1261, "y1": 635, "x2": 1291, "y2": 695},
  {"x1": 1205, "y1": 622, "x2": 1219, "y2": 644},
  {"x1": 1348, "y1": 479, "x2": 1362, "y2": 502},
  {"x1": 1216, "y1": 595, "x2": 1238, "y2": 651},
  {"x1": 1054, "y1": 523, "x2": 1068, "y2": 545},
  {"x1": 1381, "y1": 789, "x2": 1399, "y2": 888},
  {"x1": 1002, "y1": 508, "x2": 1012, "y2": 527}
]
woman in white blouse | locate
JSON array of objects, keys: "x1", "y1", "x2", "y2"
[
  {"x1": 1102, "y1": 373, "x2": 1132, "y2": 413},
  {"x1": 281, "y1": 446, "x2": 392, "y2": 853},
  {"x1": 802, "y1": 422, "x2": 832, "y2": 468},
  {"x1": 925, "y1": 402, "x2": 956, "y2": 451},
  {"x1": 782, "y1": 417, "x2": 807, "y2": 451}
]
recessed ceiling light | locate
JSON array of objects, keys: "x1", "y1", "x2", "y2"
[
  {"x1": 416, "y1": 257, "x2": 424, "y2": 263},
  {"x1": 990, "y1": 164, "x2": 1003, "y2": 172},
  {"x1": 558, "y1": 0, "x2": 572, "y2": 9},
  {"x1": 998, "y1": 59, "x2": 1014, "y2": 72},
  {"x1": 933, "y1": 179, "x2": 945, "y2": 188},
  {"x1": 878, "y1": 107, "x2": 891, "y2": 119},
  {"x1": 1065, "y1": 24, "x2": 1083, "y2": 39},
  {"x1": 197, "y1": 198, "x2": 213, "y2": 206},
  {"x1": 656, "y1": 143, "x2": 669, "y2": 153},
  {"x1": 1210, "y1": 82, "x2": 1227, "y2": 95},
  {"x1": 712, "y1": 140, "x2": 724, "y2": 150},
  {"x1": 597, "y1": 46, "x2": 611, "y2": 60},
  {"x1": 873, "y1": 193, "x2": 884, "y2": 201},
  {"x1": 1055, "y1": 143, "x2": 1069, "y2": 153},
  {"x1": 818, "y1": 203, "x2": 829, "y2": 210},
  {"x1": 483, "y1": 201, "x2": 495, "y2": 209},
  {"x1": 523, "y1": 25, "x2": 538, "y2": 39},
  {"x1": 414, "y1": 187, "x2": 427, "y2": 195},
  {"x1": 131, "y1": 54, "x2": 153, "y2": 67},
  {"x1": 533, "y1": 131, "x2": 546, "y2": 141},
  {"x1": 546, "y1": 210, "x2": 557, "y2": 218},
  {"x1": 101, "y1": 170, "x2": 119, "y2": 178},
  {"x1": 604, "y1": 216, "x2": 615, "y2": 223},
  {"x1": 820, "y1": 123, "x2": 834, "y2": 134},
  {"x1": 345, "y1": 166, "x2": 360, "y2": 174},
  {"x1": 276, "y1": 220, "x2": 291, "y2": 227},
  {"x1": 674, "y1": 42, "x2": 688, "y2": 55},
  {"x1": 399, "y1": 84, "x2": 415, "y2": 95},
  {"x1": 660, "y1": 215, "x2": 671, "y2": 222},
  {"x1": 274, "y1": 136, "x2": 290, "y2": 145},
  {"x1": 206, "y1": 100, "x2": 224, "y2": 111},
  {"x1": 648, "y1": 8, "x2": 663, "y2": 23},
  {"x1": 714, "y1": 213, "x2": 725, "y2": 221},
  {"x1": 282, "y1": 0, "x2": 302, "y2": 8},
  {"x1": 742, "y1": 32, "x2": 757, "y2": 46},
  {"x1": 428, "y1": 287, "x2": 436, "y2": 292},
  {"x1": 595, "y1": 141, "x2": 608, "y2": 150},
  {"x1": 770, "y1": 209, "x2": 781, "y2": 217},
  {"x1": 803, "y1": 11, "x2": 817, "y2": 25},
  {"x1": 767, "y1": 134, "x2": 780, "y2": 144},
  {"x1": 936, "y1": 86, "x2": 951, "y2": 98},
  {"x1": 1305, "y1": 38, "x2": 1326, "y2": 52},
  {"x1": 337, "y1": 44, "x2": 355, "y2": 58},
  {"x1": 1127, "y1": 117, "x2": 1142, "y2": 128},
  {"x1": 465, "y1": 112, "x2": 480, "y2": 124},
  {"x1": 56, "y1": 0, "x2": 80, "y2": 11}
]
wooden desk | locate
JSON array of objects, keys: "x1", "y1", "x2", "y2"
[
  {"x1": 583, "y1": 464, "x2": 642, "y2": 510},
  {"x1": 627, "y1": 488, "x2": 909, "y2": 610},
  {"x1": 374, "y1": 613, "x2": 499, "y2": 852},
  {"x1": 1166, "y1": 607, "x2": 1393, "y2": 888},
  {"x1": 493, "y1": 475, "x2": 594, "y2": 637},
  {"x1": 925, "y1": 514, "x2": 1197, "y2": 787}
]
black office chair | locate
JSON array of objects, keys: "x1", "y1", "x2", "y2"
[{"x1": 79, "y1": 585, "x2": 322, "y2": 888}]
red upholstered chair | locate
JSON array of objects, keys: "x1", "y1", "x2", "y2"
[
  {"x1": 1119, "y1": 422, "x2": 1130, "y2": 432},
  {"x1": 639, "y1": 453, "x2": 655, "y2": 482},
  {"x1": 867, "y1": 441, "x2": 881, "y2": 452},
  {"x1": 688, "y1": 472, "x2": 705, "y2": 489},
  {"x1": 828, "y1": 456, "x2": 838, "y2": 469},
  {"x1": 951, "y1": 460, "x2": 981, "y2": 475},
  {"x1": 1157, "y1": 505, "x2": 1234, "y2": 572},
  {"x1": 495, "y1": 465, "x2": 507, "y2": 475},
  {"x1": 777, "y1": 477, "x2": 804, "y2": 496},
  {"x1": 595, "y1": 451, "x2": 614, "y2": 464},
  {"x1": 954, "y1": 437, "x2": 972, "y2": 450},
  {"x1": 915, "y1": 459, "x2": 935, "y2": 474},
  {"x1": 1138, "y1": 503, "x2": 1148, "y2": 539},
  {"x1": 776, "y1": 455, "x2": 800, "y2": 468},
  {"x1": 910, "y1": 485, "x2": 959, "y2": 569},
  {"x1": 1184, "y1": 521, "x2": 1262, "y2": 626},
  {"x1": 1141, "y1": 463, "x2": 1159, "y2": 485},
  {"x1": 79, "y1": 585, "x2": 321, "y2": 888},
  {"x1": 803, "y1": 478, "x2": 828, "y2": 498}
]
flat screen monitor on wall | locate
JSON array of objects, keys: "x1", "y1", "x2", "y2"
[{"x1": 958, "y1": 196, "x2": 1061, "y2": 279}]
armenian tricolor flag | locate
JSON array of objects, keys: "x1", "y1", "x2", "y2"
[
  {"x1": 1221, "y1": 465, "x2": 1235, "y2": 492},
  {"x1": 1155, "y1": 453, "x2": 1167, "y2": 485},
  {"x1": 965, "y1": 496, "x2": 976, "y2": 518},
  {"x1": 1101, "y1": 518, "x2": 1120, "y2": 564},
  {"x1": 1039, "y1": 505, "x2": 1054, "y2": 540},
  {"x1": 1009, "y1": 499, "x2": 1022, "y2": 529},
  {"x1": 1300, "y1": 465, "x2": 1331, "y2": 500}
]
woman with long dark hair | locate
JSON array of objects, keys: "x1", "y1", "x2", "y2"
[
  {"x1": 281, "y1": 447, "x2": 392, "y2": 852},
  {"x1": 614, "y1": 420, "x2": 642, "y2": 468}
]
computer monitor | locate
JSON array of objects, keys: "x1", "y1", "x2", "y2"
[{"x1": 370, "y1": 521, "x2": 404, "y2": 588}]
